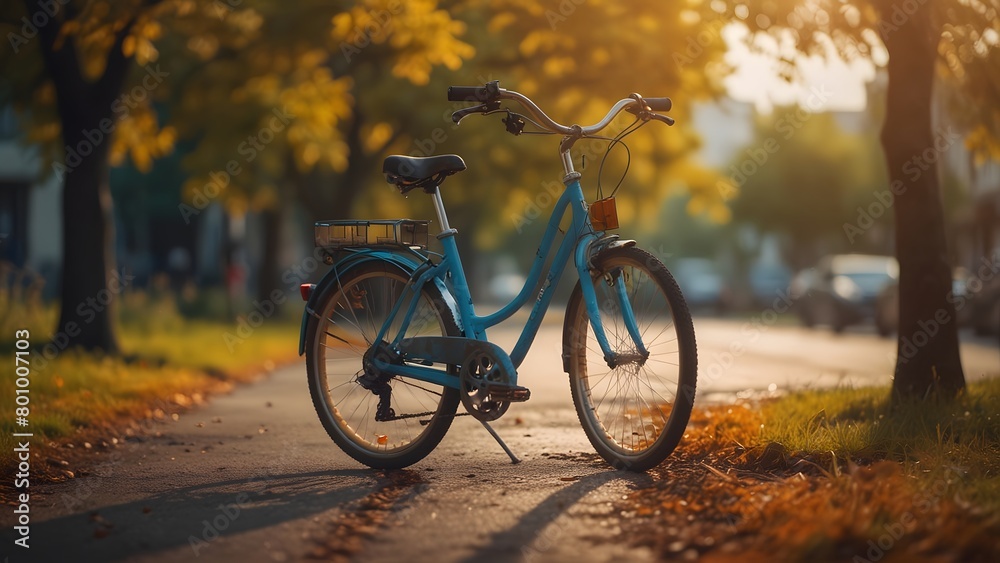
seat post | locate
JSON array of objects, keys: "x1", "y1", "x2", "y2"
[{"x1": 430, "y1": 186, "x2": 454, "y2": 235}]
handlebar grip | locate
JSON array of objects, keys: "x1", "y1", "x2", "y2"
[
  {"x1": 645, "y1": 97, "x2": 672, "y2": 112},
  {"x1": 448, "y1": 86, "x2": 489, "y2": 102}
]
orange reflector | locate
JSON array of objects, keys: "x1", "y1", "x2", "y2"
[
  {"x1": 300, "y1": 283, "x2": 315, "y2": 301},
  {"x1": 376, "y1": 435, "x2": 388, "y2": 445},
  {"x1": 589, "y1": 197, "x2": 619, "y2": 231}
]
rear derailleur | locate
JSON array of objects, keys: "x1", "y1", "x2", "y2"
[{"x1": 358, "y1": 341, "x2": 402, "y2": 422}]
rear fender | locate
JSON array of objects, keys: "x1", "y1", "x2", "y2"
[{"x1": 298, "y1": 250, "x2": 462, "y2": 355}]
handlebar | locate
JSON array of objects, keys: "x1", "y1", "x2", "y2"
[
  {"x1": 644, "y1": 97, "x2": 672, "y2": 112},
  {"x1": 447, "y1": 80, "x2": 674, "y2": 134},
  {"x1": 447, "y1": 84, "x2": 497, "y2": 103}
]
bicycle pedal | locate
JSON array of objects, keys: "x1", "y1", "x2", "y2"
[{"x1": 486, "y1": 384, "x2": 531, "y2": 402}]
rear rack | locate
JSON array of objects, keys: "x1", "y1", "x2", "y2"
[{"x1": 314, "y1": 219, "x2": 430, "y2": 250}]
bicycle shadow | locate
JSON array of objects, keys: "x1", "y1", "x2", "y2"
[
  {"x1": 17, "y1": 469, "x2": 374, "y2": 562},
  {"x1": 459, "y1": 469, "x2": 653, "y2": 562}
]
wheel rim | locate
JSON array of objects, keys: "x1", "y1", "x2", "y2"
[
  {"x1": 314, "y1": 269, "x2": 450, "y2": 455},
  {"x1": 572, "y1": 257, "x2": 684, "y2": 457}
]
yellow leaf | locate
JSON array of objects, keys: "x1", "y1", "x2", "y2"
[
  {"x1": 488, "y1": 12, "x2": 516, "y2": 33},
  {"x1": 122, "y1": 35, "x2": 136, "y2": 57}
]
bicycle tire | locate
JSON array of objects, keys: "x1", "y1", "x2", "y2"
[
  {"x1": 564, "y1": 246, "x2": 697, "y2": 471},
  {"x1": 305, "y1": 260, "x2": 461, "y2": 469}
]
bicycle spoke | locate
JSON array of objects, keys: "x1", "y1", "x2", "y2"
[
  {"x1": 571, "y1": 249, "x2": 694, "y2": 464},
  {"x1": 311, "y1": 266, "x2": 455, "y2": 458}
]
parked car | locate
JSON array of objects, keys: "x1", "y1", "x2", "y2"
[
  {"x1": 968, "y1": 276, "x2": 1000, "y2": 336},
  {"x1": 874, "y1": 269, "x2": 970, "y2": 337},
  {"x1": 793, "y1": 254, "x2": 898, "y2": 332},
  {"x1": 671, "y1": 258, "x2": 730, "y2": 312},
  {"x1": 748, "y1": 262, "x2": 793, "y2": 307}
]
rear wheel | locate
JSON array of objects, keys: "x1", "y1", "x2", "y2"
[
  {"x1": 565, "y1": 246, "x2": 697, "y2": 471},
  {"x1": 305, "y1": 260, "x2": 460, "y2": 469}
]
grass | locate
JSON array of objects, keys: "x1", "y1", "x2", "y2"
[
  {"x1": 0, "y1": 274, "x2": 301, "y2": 477},
  {"x1": 759, "y1": 380, "x2": 1000, "y2": 512},
  {"x1": 620, "y1": 380, "x2": 1000, "y2": 561}
]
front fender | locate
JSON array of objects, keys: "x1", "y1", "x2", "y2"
[{"x1": 298, "y1": 250, "x2": 462, "y2": 355}]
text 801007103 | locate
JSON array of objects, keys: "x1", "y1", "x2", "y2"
[{"x1": 13, "y1": 329, "x2": 32, "y2": 549}]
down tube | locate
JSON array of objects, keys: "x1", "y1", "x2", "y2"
[{"x1": 508, "y1": 181, "x2": 599, "y2": 367}]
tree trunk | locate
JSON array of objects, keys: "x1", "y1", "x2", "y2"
[
  {"x1": 256, "y1": 205, "x2": 283, "y2": 303},
  {"x1": 877, "y1": 2, "x2": 965, "y2": 400},
  {"x1": 57, "y1": 127, "x2": 120, "y2": 353},
  {"x1": 30, "y1": 0, "x2": 137, "y2": 354}
]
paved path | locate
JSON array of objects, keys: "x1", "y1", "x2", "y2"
[{"x1": 6, "y1": 319, "x2": 997, "y2": 562}]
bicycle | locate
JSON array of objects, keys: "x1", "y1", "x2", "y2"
[{"x1": 298, "y1": 81, "x2": 697, "y2": 472}]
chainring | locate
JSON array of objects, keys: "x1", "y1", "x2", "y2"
[{"x1": 459, "y1": 349, "x2": 510, "y2": 421}]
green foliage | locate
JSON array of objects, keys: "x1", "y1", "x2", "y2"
[
  {"x1": 1, "y1": 0, "x2": 732, "y2": 235},
  {"x1": 729, "y1": 108, "x2": 889, "y2": 264}
]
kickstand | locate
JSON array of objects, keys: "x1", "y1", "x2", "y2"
[{"x1": 478, "y1": 419, "x2": 520, "y2": 464}]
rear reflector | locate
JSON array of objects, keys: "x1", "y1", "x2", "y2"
[{"x1": 300, "y1": 283, "x2": 315, "y2": 301}]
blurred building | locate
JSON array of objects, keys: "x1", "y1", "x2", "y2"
[
  {"x1": 0, "y1": 106, "x2": 61, "y2": 284},
  {"x1": 945, "y1": 127, "x2": 1000, "y2": 269}
]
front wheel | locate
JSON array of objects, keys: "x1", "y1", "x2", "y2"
[{"x1": 564, "y1": 246, "x2": 697, "y2": 471}]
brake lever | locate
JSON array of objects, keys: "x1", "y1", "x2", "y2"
[
  {"x1": 451, "y1": 100, "x2": 501, "y2": 124},
  {"x1": 651, "y1": 113, "x2": 676, "y2": 126},
  {"x1": 626, "y1": 103, "x2": 675, "y2": 126}
]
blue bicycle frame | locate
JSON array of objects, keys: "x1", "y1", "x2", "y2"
[{"x1": 308, "y1": 172, "x2": 647, "y2": 393}]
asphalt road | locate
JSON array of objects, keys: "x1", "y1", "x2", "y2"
[{"x1": 6, "y1": 317, "x2": 998, "y2": 563}]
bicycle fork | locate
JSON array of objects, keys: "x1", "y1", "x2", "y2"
[{"x1": 573, "y1": 237, "x2": 649, "y2": 368}]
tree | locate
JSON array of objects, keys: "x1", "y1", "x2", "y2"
[
  {"x1": 731, "y1": 108, "x2": 888, "y2": 267},
  {"x1": 713, "y1": 0, "x2": 1000, "y2": 401},
  {"x1": 364, "y1": 0, "x2": 732, "y2": 288},
  {"x1": 1, "y1": 0, "x2": 178, "y2": 352},
  {"x1": 168, "y1": 1, "x2": 476, "y2": 302},
  {"x1": 1, "y1": 0, "x2": 477, "y2": 338},
  {"x1": 3, "y1": 0, "x2": 732, "y2": 350}
]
